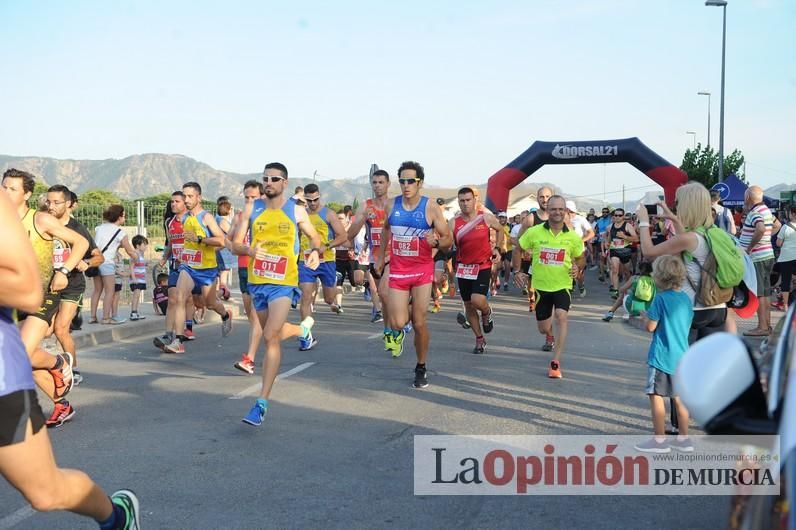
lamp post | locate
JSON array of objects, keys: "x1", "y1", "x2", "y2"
[
  {"x1": 697, "y1": 91, "x2": 711, "y2": 149},
  {"x1": 705, "y1": 0, "x2": 727, "y2": 182},
  {"x1": 686, "y1": 131, "x2": 697, "y2": 149}
]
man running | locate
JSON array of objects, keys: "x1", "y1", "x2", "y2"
[
  {"x1": 232, "y1": 180, "x2": 265, "y2": 375},
  {"x1": 297, "y1": 183, "x2": 349, "y2": 347},
  {"x1": 227, "y1": 162, "x2": 320, "y2": 426},
  {"x1": 498, "y1": 212, "x2": 513, "y2": 291},
  {"x1": 451, "y1": 187, "x2": 503, "y2": 353},
  {"x1": 163, "y1": 182, "x2": 233, "y2": 353},
  {"x1": 594, "y1": 207, "x2": 612, "y2": 281},
  {"x1": 565, "y1": 200, "x2": 595, "y2": 298},
  {"x1": 376, "y1": 161, "x2": 452, "y2": 388},
  {"x1": 2, "y1": 170, "x2": 87, "y2": 406},
  {"x1": 513, "y1": 195, "x2": 585, "y2": 379},
  {"x1": 46, "y1": 185, "x2": 104, "y2": 426},
  {"x1": 348, "y1": 169, "x2": 390, "y2": 325},
  {"x1": 603, "y1": 207, "x2": 637, "y2": 299}
]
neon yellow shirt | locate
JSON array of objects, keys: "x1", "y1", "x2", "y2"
[
  {"x1": 503, "y1": 225, "x2": 513, "y2": 251},
  {"x1": 518, "y1": 222, "x2": 584, "y2": 292},
  {"x1": 300, "y1": 207, "x2": 335, "y2": 262}
]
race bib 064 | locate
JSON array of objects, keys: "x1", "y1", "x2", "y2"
[{"x1": 455, "y1": 263, "x2": 479, "y2": 280}]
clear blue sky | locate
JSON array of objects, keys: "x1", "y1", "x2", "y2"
[{"x1": 1, "y1": 0, "x2": 793, "y2": 203}]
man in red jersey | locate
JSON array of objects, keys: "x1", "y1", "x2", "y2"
[{"x1": 450, "y1": 187, "x2": 504, "y2": 354}]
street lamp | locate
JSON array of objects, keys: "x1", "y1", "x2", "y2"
[
  {"x1": 697, "y1": 91, "x2": 711, "y2": 148},
  {"x1": 705, "y1": 0, "x2": 727, "y2": 182},
  {"x1": 686, "y1": 131, "x2": 697, "y2": 149}
]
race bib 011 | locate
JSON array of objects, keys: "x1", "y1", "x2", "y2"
[{"x1": 252, "y1": 254, "x2": 288, "y2": 281}]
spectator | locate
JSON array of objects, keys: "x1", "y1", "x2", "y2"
[
  {"x1": 637, "y1": 182, "x2": 728, "y2": 343},
  {"x1": 90, "y1": 205, "x2": 136, "y2": 325},
  {"x1": 710, "y1": 189, "x2": 736, "y2": 235},
  {"x1": 215, "y1": 196, "x2": 235, "y2": 296},
  {"x1": 740, "y1": 186, "x2": 779, "y2": 336},
  {"x1": 129, "y1": 235, "x2": 149, "y2": 321},
  {"x1": 112, "y1": 250, "x2": 128, "y2": 324},
  {"x1": 153, "y1": 273, "x2": 169, "y2": 315},
  {"x1": 775, "y1": 204, "x2": 796, "y2": 309}
]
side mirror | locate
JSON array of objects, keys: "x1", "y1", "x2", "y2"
[{"x1": 674, "y1": 332, "x2": 774, "y2": 435}]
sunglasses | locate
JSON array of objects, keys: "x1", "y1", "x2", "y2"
[
  {"x1": 305, "y1": 197, "x2": 321, "y2": 203},
  {"x1": 613, "y1": 213, "x2": 623, "y2": 217},
  {"x1": 398, "y1": 178, "x2": 419, "y2": 185},
  {"x1": 263, "y1": 176, "x2": 285, "y2": 183}
]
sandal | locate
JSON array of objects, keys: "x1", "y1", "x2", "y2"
[{"x1": 89, "y1": 318, "x2": 99, "y2": 324}]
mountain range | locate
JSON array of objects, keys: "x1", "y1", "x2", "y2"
[{"x1": 1, "y1": 153, "x2": 791, "y2": 211}]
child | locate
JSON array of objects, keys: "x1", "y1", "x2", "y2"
[
  {"x1": 112, "y1": 250, "x2": 129, "y2": 324},
  {"x1": 602, "y1": 260, "x2": 656, "y2": 321},
  {"x1": 634, "y1": 255, "x2": 694, "y2": 454},
  {"x1": 153, "y1": 273, "x2": 169, "y2": 316},
  {"x1": 129, "y1": 235, "x2": 149, "y2": 321}
]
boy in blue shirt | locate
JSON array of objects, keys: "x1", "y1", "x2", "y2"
[{"x1": 635, "y1": 255, "x2": 694, "y2": 454}]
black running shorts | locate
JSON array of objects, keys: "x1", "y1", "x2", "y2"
[
  {"x1": 18, "y1": 291, "x2": 61, "y2": 324},
  {"x1": 534, "y1": 289, "x2": 572, "y2": 321},
  {"x1": 609, "y1": 248, "x2": 632, "y2": 264},
  {"x1": 0, "y1": 389, "x2": 45, "y2": 447},
  {"x1": 457, "y1": 268, "x2": 491, "y2": 302}
]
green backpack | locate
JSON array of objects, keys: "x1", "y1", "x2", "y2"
[
  {"x1": 634, "y1": 275, "x2": 656, "y2": 302},
  {"x1": 684, "y1": 226, "x2": 745, "y2": 305}
]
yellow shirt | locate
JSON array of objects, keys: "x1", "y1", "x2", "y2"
[
  {"x1": 22, "y1": 209, "x2": 54, "y2": 287},
  {"x1": 503, "y1": 225, "x2": 513, "y2": 251},
  {"x1": 182, "y1": 211, "x2": 218, "y2": 269},
  {"x1": 248, "y1": 199, "x2": 300, "y2": 286},
  {"x1": 300, "y1": 207, "x2": 335, "y2": 262}
]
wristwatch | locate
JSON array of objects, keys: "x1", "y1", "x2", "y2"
[
  {"x1": 197, "y1": 235, "x2": 204, "y2": 244},
  {"x1": 55, "y1": 266, "x2": 70, "y2": 276}
]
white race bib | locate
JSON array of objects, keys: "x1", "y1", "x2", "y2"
[
  {"x1": 455, "y1": 263, "x2": 479, "y2": 280},
  {"x1": 539, "y1": 247, "x2": 565, "y2": 266},
  {"x1": 181, "y1": 248, "x2": 202, "y2": 265},
  {"x1": 252, "y1": 254, "x2": 288, "y2": 281},
  {"x1": 391, "y1": 234, "x2": 419, "y2": 257}
]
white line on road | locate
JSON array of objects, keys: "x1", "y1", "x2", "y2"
[
  {"x1": 366, "y1": 333, "x2": 382, "y2": 340},
  {"x1": 0, "y1": 506, "x2": 35, "y2": 530},
  {"x1": 228, "y1": 362, "x2": 316, "y2": 399}
]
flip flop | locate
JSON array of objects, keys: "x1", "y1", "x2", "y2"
[{"x1": 743, "y1": 329, "x2": 769, "y2": 337}]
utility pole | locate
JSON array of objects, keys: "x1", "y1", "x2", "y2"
[{"x1": 622, "y1": 185, "x2": 626, "y2": 212}]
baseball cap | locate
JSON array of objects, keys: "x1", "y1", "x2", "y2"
[
  {"x1": 565, "y1": 200, "x2": 578, "y2": 213},
  {"x1": 498, "y1": 211, "x2": 507, "y2": 217}
]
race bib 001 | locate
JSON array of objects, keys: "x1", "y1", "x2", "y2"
[
  {"x1": 392, "y1": 234, "x2": 419, "y2": 257},
  {"x1": 252, "y1": 253, "x2": 288, "y2": 281},
  {"x1": 455, "y1": 263, "x2": 479, "y2": 280},
  {"x1": 539, "y1": 247, "x2": 565, "y2": 266}
]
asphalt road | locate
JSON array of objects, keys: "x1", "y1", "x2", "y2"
[{"x1": 0, "y1": 274, "x2": 730, "y2": 529}]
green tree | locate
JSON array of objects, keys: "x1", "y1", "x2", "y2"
[
  {"x1": 325, "y1": 201, "x2": 345, "y2": 213},
  {"x1": 680, "y1": 144, "x2": 746, "y2": 188},
  {"x1": 80, "y1": 189, "x2": 123, "y2": 204}
]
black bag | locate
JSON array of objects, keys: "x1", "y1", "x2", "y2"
[{"x1": 85, "y1": 228, "x2": 121, "y2": 277}]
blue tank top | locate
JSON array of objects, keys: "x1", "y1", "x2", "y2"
[
  {"x1": 0, "y1": 306, "x2": 35, "y2": 397},
  {"x1": 388, "y1": 196, "x2": 432, "y2": 234}
]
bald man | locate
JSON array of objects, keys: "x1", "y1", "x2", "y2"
[{"x1": 740, "y1": 185, "x2": 780, "y2": 337}]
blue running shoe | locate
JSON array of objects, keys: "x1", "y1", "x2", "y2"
[
  {"x1": 242, "y1": 398, "x2": 268, "y2": 426},
  {"x1": 299, "y1": 333, "x2": 318, "y2": 351},
  {"x1": 403, "y1": 322, "x2": 413, "y2": 334},
  {"x1": 364, "y1": 289, "x2": 372, "y2": 302}
]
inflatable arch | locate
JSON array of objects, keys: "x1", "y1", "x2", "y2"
[{"x1": 484, "y1": 138, "x2": 687, "y2": 213}]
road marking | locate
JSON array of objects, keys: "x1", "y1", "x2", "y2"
[
  {"x1": 0, "y1": 506, "x2": 35, "y2": 530},
  {"x1": 228, "y1": 362, "x2": 316, "y2": 399},
  {"x1": 367, "y1": 333, "x2": 382, "y2": 340}
]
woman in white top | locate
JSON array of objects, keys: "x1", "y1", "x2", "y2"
[
  {"x1": 637, "y1": 182, "x2": 727, "y2": 343},
  {"x1": 775, "y1": 205, "x2": 796, "y2": 307},
  {"x1": 90, "y1": 205, "x2": 136, "y2": 324}
]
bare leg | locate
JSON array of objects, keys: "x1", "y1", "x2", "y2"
[
  {"x1": 101, "y1": 275, "x2": 115, "y2": 320},
  {"x1": 256, "y1": 298, "x2": 302, "y2": 399},
  {"x1": 90, "y1": 276, "x2": 103, "y2": 320},
  {"x1": 299, "y1": 283, "x2": 315, "y2": 320},
  {"x1": 409, "y1": 283, "x2": 432, "y2": 364},
  {"x1": 649, "y1": 395, "x2": 666, "y2": 437},
  {"x1": 52, "y1": 302, "x2": 79, "y2": 366},
  {"x1": 672, "y1": 397, "x2": 690, "y2": 436},
  {"x1": 552, "y1": 308, "x2": 569, "y2": 363}
]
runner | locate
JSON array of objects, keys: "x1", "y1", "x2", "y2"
[
  {"x1": 565, "y1": 200, "x2": 595, "y2": 298},
  {"x1": 45, "y1": 185, "x2": 104, "y2": 426},
  {"x1": 594, "y1": 207, "x2": 612, "y2": 282},
  {"x1": 162, "y1": 182, "x2": 232, "y2": 353},
  {"x1": 227, "y1": 162, "x2": 320, "y2": 426},
  {"x1": 376, "y1": 161, "x2": 452, "y2": 388},
  {"x1": 0, "y1": 189, "x2": 141, "y2": 530},
  {"x1": 333, "y1": 209, "x2": 359, "y2": 314},
  {"x1": 498, "y1": 212, "x2": 513, "y2": 292},
  {"x1": 297, "y1": 183, "x2": 349, "y2": 344},
  {"x1": 513, "y1": 195, "x2": 586, "y2": 379},
  {"x1": 231, "y1": 180, "x2": 265, "y2": 375},
  {"x1": 153, "y1": 191, "x2": 198, "y2": 351},
  {"x1": 603, "y1": 207, "x2": 637, "y2": 299},
  {"x1": 2, "y1": 170, "x2": 87, "y2": 405},
  {"x1": 451, "y1": 187, "x2": 503, "y2": 354},
  {"x1": 348, "y1": 169, "x2": 391, "y2": 326}
]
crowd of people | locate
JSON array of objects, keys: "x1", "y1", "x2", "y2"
[{"x1": 0, "y1": 161, "x2": 791, "y2": 527}]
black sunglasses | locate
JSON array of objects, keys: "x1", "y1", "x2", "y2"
[
  {"x1": 305, "y1": 197, "x2": 321, "y2": 203},
  {"x1": 263, "y1": 176, "x2": 285, "y2": 183},
  {"x1": 398, "y1": 178, "x2": 419, "y2": 185}
]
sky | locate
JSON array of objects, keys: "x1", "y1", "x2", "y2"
[{"x1": 1, "y1": 0, "x2": 794, "y2": 203}]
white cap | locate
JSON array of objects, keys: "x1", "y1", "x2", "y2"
[
  {"x1": 565, "y1": 200, "x2": 577, "y2": 212},
  {"x1": 497, "y1": 211, "x2": 507, "y2": 217}
]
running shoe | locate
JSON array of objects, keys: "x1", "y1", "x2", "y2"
[
  {"x1": 578, "y1": 285, "x2": 586, "y2": 298},
  {"x1": 456, "y1": 312, "x2": 471, "y2": 329},
  {"x1": 669, "y1": 437, "x2": 695, "y2": 453},
  {"x1": 110, "y1": 489, "x2": 141, "y2": 530},
  {"x1": 182, "y1": 329, "x2": 196, "y2": 341},
  {"x1": 46, "y1": 400, "x2": 75, "y2": 428},
  {"x1": 242, "y1": 398, "x2": 268, "y2": 426},
  {"x1": 602, "y1": 311, "x2": 614, "y2": 322},
  {"x1": 331, "y1": 303, "x2": 342, "y2": 314},
  {"x1": 130, "y1": 311, "x2": 140, "y2": 321},
  {"x1": 386, "y1": 330, "x2": 405, "y2": 358},
  {"x1": 298, "y1": 316, "x2": 317, "y2": 351},
  {"x1": 234, "y1": 355, "x2": 255, "y2": 375},
  {"x1": 413, "y1": 365, "x2": 429, "y2": 388},
  {"x1": 548, "y1": 359, "x2": 562, "y2": 378},
  {"x1": 503, "y1": 283, "x2": 509, "y2": 292},
  {"x1": 371, "y1": 310, "x2": 383, "y2": 323},
  {"x1": 72, "y1": 369, "x2": 83, "y2": 387},
  {"x1": 153, "y1": 334, "x2": 169, "y2": 351},
  {"x1": 50, "y1": 353, "x2": 74, "y2": 401},
  {"x1": 440, "y1": 276, "x2": 449, "y2": 295},
  {"x1": 430, "y1": 301, "x2": 440, "y2": 314},
  {"x1": 110, "y1": 316, "x2": 127, "y2": 324},
  {"x1": 473, "y1": 336, "x2": 486, "y2": 354},
  {"x1": 403, "y1": 322, "x2": 413, "y2": 334},
  {"x1": 481, "y1": 306, "x2": 494, "y2": 334},
  {"x1": 164, "y1": 338, "x2": 185, "y2": 354},
  {"x1": 609, "y1": 288, "x2": 619, "y2": 300},
  {"x1": 522, "y1": 288, "x2": 528, "y2": 296},
  {"x1": 221, "y1": 309, "x2": 233, "y2": 337},
  {"x1": 633, "y1": 438, "x2": 671, "y2": 454},
  {"x1": 542, "y1": 335, "x2": 555, "y2": 352},
  {"x1": 598, "y1": 274, "x2": 605, "y2": 283}
]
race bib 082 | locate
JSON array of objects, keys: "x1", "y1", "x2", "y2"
[{"x1": 392, "y1": 234, "x2": 419, "y2": 257}]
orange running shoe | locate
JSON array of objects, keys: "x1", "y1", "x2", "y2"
[
  {"x1": 49, "y1": 353, "x2": 74, "y2": 401},
  {"x1": 548, "y1": 360, "x2": 562, "y2": 379}
]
